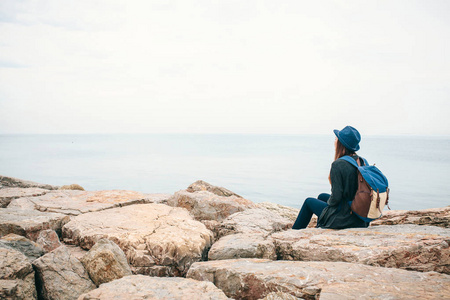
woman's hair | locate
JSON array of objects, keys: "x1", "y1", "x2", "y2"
[
  {"x1": 329, "y1": 139, "x2": 356, "y2": 184},
  {"x1": 334, "y1": 139, "x2": 356, "y2": 161}
]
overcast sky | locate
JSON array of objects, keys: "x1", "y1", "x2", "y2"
[{"x1": 0, "y1": 0, "x2": 449, "y2": 135}]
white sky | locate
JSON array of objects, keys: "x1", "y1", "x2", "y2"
[{"x1": 0, "y1": 0, "x2": 449, "y2": 135}]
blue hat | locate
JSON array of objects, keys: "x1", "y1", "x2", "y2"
[{"x1": 333, "y1": 126, "x2": 361, "y2": 151}]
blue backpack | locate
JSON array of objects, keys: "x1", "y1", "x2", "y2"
[{"x1": 340, "y1": 155, "x2": 390, "y2": 222}]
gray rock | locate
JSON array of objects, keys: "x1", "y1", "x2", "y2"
[
  {"x1": 36, "y1": 229, "x2": 62, "y2": 253},
  {"x1": 78, "y1": 275, "x2": 229, "y2": 300},
  {"x1": 187, "y1": 180, "x2": 242, "y2": 197},
  {"x1": 0, "y1": 247, "x2": 37, "y2": 300},
  {"x1": 0, "y1": 233, "x2": 44, "y2": 261},
  {"x1": 0, "y1": 187, "x2": 49, "y2": 208},
  {"x1": 187, "y1": 259, "x2": 450, "y2": 300},
  {"x1": 0, "y1": 208, "x2": 70, "y2": 241},
  {"x1": 371, "y1": 206, "x2": 450, "y2": 228},
  {"x1": 167, "y1": 190, "x2": 257, "y2": 222},
  {"x1": 8, "y1": 190, "x2": 171, "y2": 215},
  {"x1": 272, "y1": 224, "x2": 450, "y2": 274},
  {"x1": 63, "y1": 203, "x2": 213, "y2": 276},
  {"x1": 0, "y1": 175, "x2": 59, "y2": 190},
  {"x1": 32, "y1": 246, "x2": 96, "y2": 300},
  {"x1": 260, "y1": 292, "x2": 301, "y2": 300},
  {"x1": 80, "y1": 239, "x2": 132, "y2": 287},
  {"x1": 59, "y1": 184, "x2": 85, "y2": 191}
]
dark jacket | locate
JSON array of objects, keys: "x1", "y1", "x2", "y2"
[{"x1": 317, "y1": 155, "x2": 369, "y2": 229}]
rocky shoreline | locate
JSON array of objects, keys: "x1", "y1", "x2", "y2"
[{"x1": 1, "y1": 175, "x2": 449, "y2": 299}]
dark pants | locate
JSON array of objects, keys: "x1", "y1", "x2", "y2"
[{"x1": 292, "y1": 193, "x2": 330, "y2": 229}]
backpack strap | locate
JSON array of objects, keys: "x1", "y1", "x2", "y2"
[{"x1": 339, "y1": 155, "x2": 369, "y2": 168}]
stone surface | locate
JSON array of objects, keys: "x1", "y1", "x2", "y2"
[
  {"x1": 63, "y1": 203, "x2": 213, "y2": 276},
  {"x1": 260, "y1": 292, "x2": 301, "y2": 300},
  {"x1": 80, "y1": 239, "x2": 132, "y2": 286},
  {"x1": 371, "y1": 206, "x2": 450, "y2": 228},
  {"x1": 78, "y1": 274, "x2": 229, "y2": 300},
  {"x1": 187, "y1": 180, "x2": 242, "y2": 197},
  {"x1": 0, "y1": 247, "x2": 37, "y2": 300},
  {"x1": 9, "y1": 190, "x2": 171, "y2": 215},
  {"x1": 167, "y1": 190, "x2": 257, "y2": 222},
  {"x1": 36, "y1": 229, "x2": 62, "y2": 252},
  {"x1": 187, "y1": 259, "x2": 450, "y2": 300},
  {"x1": 0, "y1": 233, "x2": 44, "y2": 261},
  {"x1": 0, "y1": 175, "x2": 59, "y2": 190},
  {"x1": 256, "y1": 202, "x2": 299, "y2": 222},
  {"x1": 0, "y1": 187, "x2": 49, "y2": 208},
  {"x1": 0, "y1": 208, "x2": 70, "y2": 241},
  {"x1": 32, "y1": 246, "x2": 96, "y2": 300},
  {"x1": 209, "y1": 233, "x2": 276, "y2": 260},
  {"x1": 272, "y1": 224, "x2": 450, "y2": 274}
]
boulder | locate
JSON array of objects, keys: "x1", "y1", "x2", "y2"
[
  {"x1": 62, "y1": 203, "x2": 213, "y2": 276},
  {"x1": 187, "y1": 259, "x2": 450, "y2": 300},
  {"x1": 167, "y1": 190, "x2": 256, "y2": 222},
  {"x1": 32, "y1": 246, "x2": 96, "y2": 300},
  {"x1": 261, "y1": 292, "x2": 301, "y2": 300},
  {"x1": 256, "y1": 202, "x2": 299, "y2": 222},
  {"x1": 272, "y1": 224, "x2": 450, "y2": 274},
  {"x1": 80, "y1": 239, "x2": 132, "y2": 287},
  {"x1": 0, "y1": 233, "x2": 44, "y2": 261},
  {"x1": 187, "y1": 180, "x2": 242, "y2": 197},
  {"x1": 0, "y1": 175, "x2": 59, "y2": 190},
  {"x1": 36, "y1": 229, "x2": 62, "y2": 253},
  {"x1": 208, "y1": 233, "x2": 276, "y2": 260},
  {"x1": 371, "y1": 207, "x2": 450, "y2": 228},
  {"x1": 208, "y1": 208, "x2": 294, "y2": 260},
  {"x1": 0, "y1": 187, "x2": 50, "y2": 208},
  {"x1": 78, "y1": 274, "x2": 229, "y2": 299},
  {"x1": 0, "y1": 208, "x2": 70, "y2": 241},
  {"x1": 0, "y1": 248, "x2": 37, "y2": 300},
  {"x1": 8, "y1": 190, "x2": 171, "y2": 215}
]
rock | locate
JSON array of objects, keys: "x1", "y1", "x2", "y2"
[
  {"x1": 187, "y1": 180, "x2": 242, "y2": 197},
  {"x1": 36, "y1": 229, "x2": 62, "y2": 252},
  {"x1": 208, "y1": 233, "x2": 276, "y2": 260},
  {"x1": 371, "y1": 206, "x2": 450, "y2": 228},
  {"x1": 0, "y1": 187, "x2": 50, "y2": 208},
  {"x1": 256, "y1": 202, "x2": 299, "y2": 222},
  {"x1": 167, "y1": 190, "x2": 256, "y2": 222},
  {"x1": 272, "y1": 224, "x2": 450, "y2": 274},
  {"x1": 208, "y1": 208, "x2": 294, "y2": 260},
  {"x1": 0, "y1": 208, "x2": 70, "y2": 241},
  {"x1": 8, "y1": 190, "x2": 171, "y2": 215},
  {"x1": 62, "y1": 203, "x2": 213, "y2": 276},
  {"x1": 78, "y1": 274, "x2": 229, "y2": 300},
  {"x1": 32, "y1": 246, "x2": 96, "y2": 300},
  {"x1": 260, "y1": 292, "x2": 301, "y2": 300},
  {"x1": 65, "y1": 244, "x2": 88, "y2": 261},
  {"x1": 0, "y1": 248, "x2": 37, "y2": 300},
  {"x1": 187, "y1": 259, "x2": 450, "y2": 300},
  {"x1": 218, "y1": 208, "x2": 294, "y2": 238},
  {"x1": 60, "y1": 184, "x2": 85, "y2": 191},
  {"x1": 80, "y1": 239, "x2": 132, "y2": 286},
  {"x1": 0, "y1": 175, "x2": 59, "y2": 190},
  {"x1": 0, "y1": 233, "x2": 44, "y2": 261}
]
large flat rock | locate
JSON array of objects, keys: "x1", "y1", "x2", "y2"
[
  {"x1": 371, "y1": 207, "x2": 450, "y2": 228},
  {"x1": 8, "y1": 190, "x2": 171, "y2": 215},
  {"x1": 0, "y1": 208, "x2": 70, "y2": 241},
  {"x1": 0, "y1": 187, "x2": 50, "y2": 208},
  {"x1": 78, "y1": 275, "x2": 229, "y2": 300},
  {"x1": 272, "y1": 224, "x2": 450, "y2": 274},
  {"x1": 187, "y1": 259, "x2": 450, "y2": 300},
  {"x1": 62, "y1": 203, "x2": 213, "y2": 276}
]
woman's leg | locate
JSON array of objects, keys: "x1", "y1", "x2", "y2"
[
  {"x1": 292, "y1": 197, "x2": 328, "y2": 229},
  {"x1": 317, "y1": 193, "x2": 330, "y2": 202}
]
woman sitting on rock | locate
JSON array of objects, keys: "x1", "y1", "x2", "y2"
[{"x1": 292, "y1": 126, "x2": 370, "y2": 229}]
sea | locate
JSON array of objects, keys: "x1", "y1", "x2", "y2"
[{"x1": 1, "y1": 134, "x2": 449, "y2": 211}]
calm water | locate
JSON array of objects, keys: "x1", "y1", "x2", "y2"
[{"x1": 1, "y1": 134, "x2": 449, "y2": 211}]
